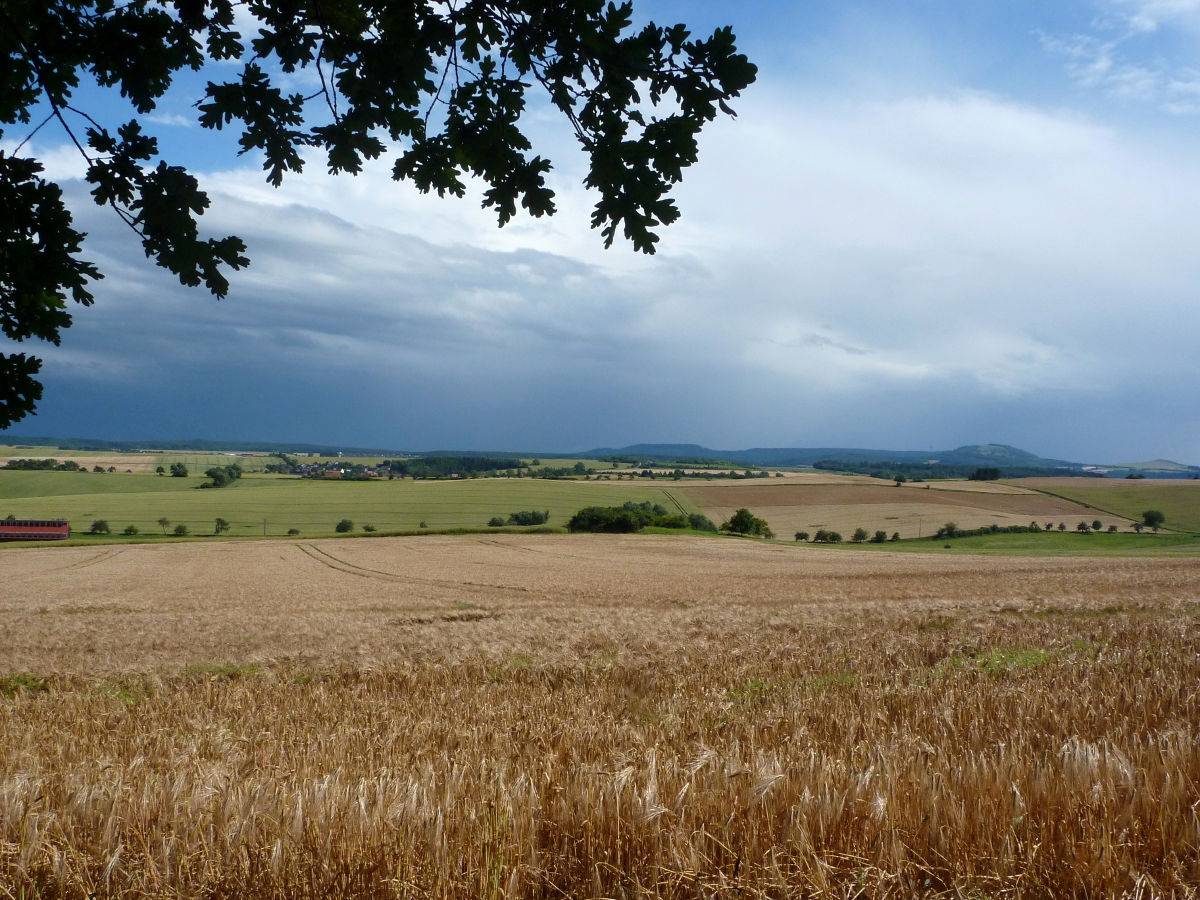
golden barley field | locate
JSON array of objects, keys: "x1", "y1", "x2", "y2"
[{"x1": 1, "y1": 535, "x2": 1198, "y2": 898}]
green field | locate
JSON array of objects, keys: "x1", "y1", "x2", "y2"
[
  {"x1": 0, "y1": 471, "x2": 693, "y2": 541},
  {"x1": 0, "y1": 444, "x2": 114, "y2": 457},
  {"x1": 156, "y1": 453, "x2": 272, "y2": 473},
  {"x1": 810, "y1": 530, "x2": 1200, "y2": 557},
  {"x1": 1012, "y1": 479, "x2": 1200, "y2": 533}
]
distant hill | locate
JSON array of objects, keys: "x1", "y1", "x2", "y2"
[
  {"x1": 1086, "y1": 459, "x2": 1200, "y2": 478},
  {"x1": 3, "y1": 433, "x2": 1193, "y2": 474},
  {"x1": 586, "y1": 443, "x2": 1082, "y2": 470}
]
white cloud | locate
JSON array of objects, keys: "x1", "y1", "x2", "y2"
[
  {"x1": 1103, "y1": 0, "x2": 1200, "y2": 32},
  {"x1": 1043, "y1": 1, "x2": 1200, "y2": 112}
]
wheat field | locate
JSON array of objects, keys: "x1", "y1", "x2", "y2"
[{"x1": 1, "y1": 535, "x2": 1197, "y2": 898}]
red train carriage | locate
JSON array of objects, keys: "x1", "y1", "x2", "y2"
[{"x1": 0, "y1": 519, "x2": 71, "y2": 541}]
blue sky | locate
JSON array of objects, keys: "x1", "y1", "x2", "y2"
[{"x1": 3, "y1": 0, "x2": 1199, "y2": 461}]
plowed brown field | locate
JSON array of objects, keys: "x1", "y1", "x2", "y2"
[
  {"x1": 2, "y1": 535, "x2": 1197, "y2": 898},
  {"x1": 682, "y1": 480, "x2": 1125, "y2": 538}
]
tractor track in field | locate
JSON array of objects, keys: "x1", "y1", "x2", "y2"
[
  {"x1": 296, "y1": 543, "x2": 544, "y2": 597},
  {"x1": 12, "y1": 547, "x2": 127, "y2": 581}
]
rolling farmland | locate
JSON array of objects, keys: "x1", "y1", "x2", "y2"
[
  {"x1": 680, "y1": 479, "x2": 1131, "y2": 540},
  {"x1": 1, "y1": 535, "x2": 1197, "y2": 897},
  {"x1": 1016, "y1": 478, "x2": 1200, "y2": 533},
  {"x1": 0, "y1": 470, "x2": 692, "y2": 538}
]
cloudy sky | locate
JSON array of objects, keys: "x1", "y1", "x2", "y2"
[{"x1": 4, "y1": 0, "x2": 1199, "y2": 461}]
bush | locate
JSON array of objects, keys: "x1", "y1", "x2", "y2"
[
  {"x1": 122, "y1": 524, "x2": 138, "y2": 535},
  {"x1": 418, "y1": 521, "x2": 429, "y2": 529},
  {"x1": 335, "y1": 519, "x2": 354, "y2": 533},
  {"x1": 487, "y1": 516, "x2": 505, "y2": 527},
  {"x1": 88, "y1": 519, "x2": 110, "y2": 534},
  {"x1": 794, "y1": 531, "x2": 810, "y2": 542},
  {"x1": 173, "y1": 524, "x2": 188, "y2": 536},
  {"x1": 568, "y1": 501, "x2": 704, "y2": 534},
  {"x1": 507, "y1": 510, "x2": 550, "y2": 526},
  {"x1": 870, "y1": 530, "x2": 887, "y2": 543},
  {"x1": 362, "y1": 523, "x2": 377, "y2": 532},
  {"x1": 286, "y1": 528, "x2": 301, "y2": 536},
  {"x1": 890, "y1": 532, "x2": 900, "y2": 541}
]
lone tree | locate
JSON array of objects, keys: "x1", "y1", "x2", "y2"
[
  {"x1": 0, "y1": 1, "x2": 756, "y2": 427},
  {"x1": 156, "y1": 516, "x2": 170, "y2": 534},
  {"x1": 721, "y1": 508, "x2": 773, "y2": 539},
  {"x1": 213, "y1": 517, "x2": 230, "y2": 535},
  {"x1": 1142, "y1": 510, "x2": 1166, "y2": 531}
]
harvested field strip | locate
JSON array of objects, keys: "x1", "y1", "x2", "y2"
[
  {"x1": 681, "y1": 481, "x2": 1103, "y2": 515},
  {"x1": 681, "y1": 481, "x2": 1127, "y2": 540}
]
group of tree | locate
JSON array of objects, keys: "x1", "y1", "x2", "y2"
[
  {"x1": 814, "y1": 460, "x2": 1099, "y2": 481},
  {"x1": 568, "y1": 502, "x2": 717, "y2": 534},
  {"x1": 168, "y1": 462, "x2": 188, "y2": 477},
  {"x1": 381, "y1": 457, "x2": 523, "y2": 479},
  {"x1": 488, "y1": 510, "x2": 551, "y2": 527},
  {"x1": 87, "y1": 518, "x2": 231, "y2": 540},
  {"x1": 200, "y1": 463, "x2": 243, "y2": 488},
  {"x1": 4, "y1": 457, "x2": 83, "y2": 471},
  {"x1": 968, "y1": 467, "x2": 1001, "y2": 481},
  {"x1": 720, "y1": 508, "x2": 773, "y2": 538}
]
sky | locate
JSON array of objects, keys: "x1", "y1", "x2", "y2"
[{"x1": 3, "y1": 0, "x2": 1199, "y2": 462}]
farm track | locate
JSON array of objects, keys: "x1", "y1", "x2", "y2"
[
  {"x1": 297, "y1": 542, "x2": 545, "y2": 598},
  {"x1": 3, "y1": 546, "x2": 125, "y2": 583}
]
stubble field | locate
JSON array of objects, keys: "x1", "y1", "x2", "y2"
[{"x1": 1, "y1": 535, "x2": 1198, "y2": 898}]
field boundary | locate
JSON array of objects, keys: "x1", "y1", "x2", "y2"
[{"x1": 1014, "y1": 483, "x2": 1195, "y2": 535}]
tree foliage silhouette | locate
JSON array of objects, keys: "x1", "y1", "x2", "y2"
[{"x1": 0, "y1": 1, "x2": 756, "y2": 426}]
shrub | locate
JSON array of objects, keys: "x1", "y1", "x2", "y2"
[
  {"x1": 173, "y1": 524, "x2": 188, "y2": 536},
  {"x1": 362, "y1": 524, "x2": 377, "y2": 532},
  {"x1": 286, "y1": 528, "x2": 301, "y2": 536},
  {"x1": 794, "y1": 531, "x2": 810, "y2": 542},
  {"x1": 870, "y1": 530, "x2": 887, "y2": 543},
  {"x1": 890, "y1": 532, "x2": 900, "y2": 541},
  {"x1": 335, "y1": 519, "x2": 354, "y2": 533},
  {"x1": 418, "y1": 521, "x2": 429, "y2": 529},
  {"x1": 507, "y1": 510, "x2": 550, "y2": 526},
  {"x1": 487, "y1": 517, "x2": 505, "y2": 527},
  {"x1": 122, "y1": 524, "x2": 138, "y2": 535},
  {"x1": 687, "y1": 513, "x2": 718, "y2": 532},
  {"x1": 88, "y1": 520, "x2": 110, "y2": 534}
]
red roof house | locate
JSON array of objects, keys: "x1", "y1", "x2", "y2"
[{"x1": 0, "y1": 519, "x2": 71, "y2": 541}]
